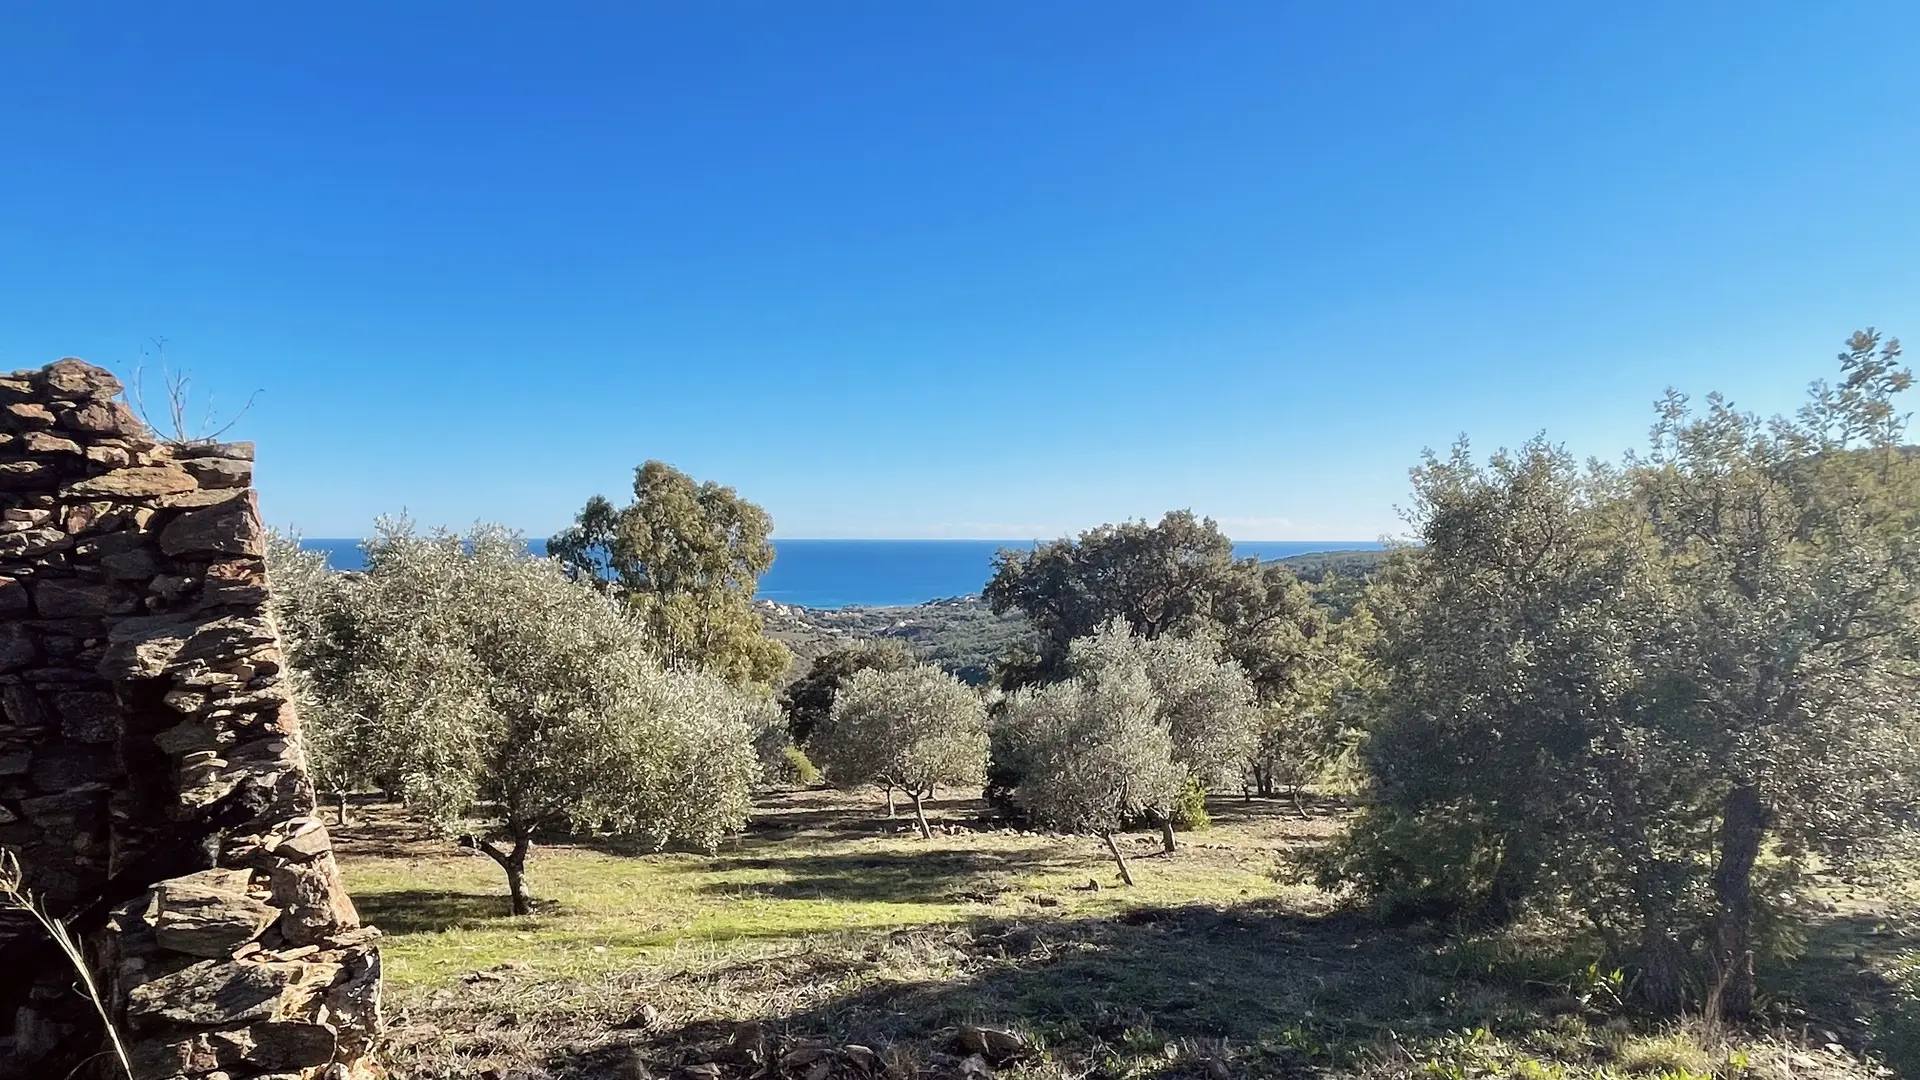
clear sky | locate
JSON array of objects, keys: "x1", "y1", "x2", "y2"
[{"x1": 2, "y1": 4, "x2": 1915, "y2": 541}]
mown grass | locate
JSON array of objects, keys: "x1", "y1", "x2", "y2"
[
  {"x1": 341, "y1": 789, "x2": 1310, "y2": 988},
  {"x1": 335, "y1": 790, "x2": 1907, "y2": 1080}
]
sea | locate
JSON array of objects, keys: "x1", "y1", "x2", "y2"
[{"x1": 299, "y1": 538, "x2": 1384, "y2": 610}]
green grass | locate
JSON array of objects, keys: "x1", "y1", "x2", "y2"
[
  {"x1": 335, "y1": 790, "x2": 1905, "y2": 1080},
  {"x1": 341, "y1": 790, "x2": 1298, "y2": 989}
]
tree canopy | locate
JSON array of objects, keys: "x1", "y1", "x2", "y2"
[
  {"x1": 779, "y1": 639, "x2": 919, "y2": 746},
  {"x1": 998, "y1": 639, "x2": 1184, "y2": 884},
  {"x1": 269, "y1": 519, "x2": 769, "y2": 914},
  {"x1": 550, "y1": 460, "x2": 790, "y2": 685},
  {"x1": 1334, "y1": 330, "x2": 1920, "y2": 1017},
  {"x1": 985, "y1": 512, "x2": 1350, "y2": 716},
  {"x1": 1065, "y1": 621, "x2": 1259, "y2": 798},
  {"x1": 807, "y1": 663, "x2": 989, "y2": 838}
]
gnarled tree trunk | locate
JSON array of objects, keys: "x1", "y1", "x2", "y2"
[
  {"x1": 908, "y1": 788, "x2": 932, "y2": 840},
  {"x1": 474, "y1": 832, "x2": 535, "y2": 916},
  {"x1": 1482, "y1": 824, "x2": 1544, "y2": 928},
  {"x1": 1159, "y1": 816, "x2": 1177, "y2": 855},
  {"x1": 1710, "y1": 783, "x2": 1769, "y2": 1019},
  {"x1": 1599, "y1": 736, "x2": 1687, "y2": 1014}
]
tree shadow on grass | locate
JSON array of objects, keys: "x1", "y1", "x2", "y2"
[
  {"x1": 584, "y1": 794, "x2": 999, "y2": 858},
  {"x1": 687, "y1": 846, "x2": 1080, "y2": 905},
  {"x1": 354, "y1": 888, "x2": 517, "y2": 934},
  {"x1": 560, "y1": 902, "x2": 1555, "y2": 1079},
  {"x1": 1767, "y1": 909, "x2": 1920, "y2": 1075},
  {"x1": 1202, "y1": 791, "x2": 1355, "y2": 828}
]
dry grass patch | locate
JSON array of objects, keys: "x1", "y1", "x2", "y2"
[{"x1": 332, "y1": 790, "x2": 1904, "y2": 1080}]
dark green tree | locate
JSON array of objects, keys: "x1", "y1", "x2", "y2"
[
  {"x1": 986, "y1": 512, "x2": 1337, "y2": 701},
  {"x1": 779, "y1": 640, "x2": 918, "y2": 745},
  {"x1": 1335, "y1": 331, "x2": 1920, "y2": 1019}
]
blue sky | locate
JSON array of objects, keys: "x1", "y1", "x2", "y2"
[{"x1": 2, "y1": 3, "x2": 1915, "y2": 540}]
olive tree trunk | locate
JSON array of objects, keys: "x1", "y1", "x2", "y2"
[
  {"x1": 1709, "y1": 784, "x2": 1769, "y2": 1019},
  {"x1": 1102, "y1": 831, "x2": 1135, "y2": 886},
  {"x1": 909, "y1": 788, "x2": 932, "y2": 840},
  {"x1": 1159, "y1": 816, "x2": 1177, "y2": 855},
  {"x1": 472, "y1": 832, "x2": 536, "y2": 916}
]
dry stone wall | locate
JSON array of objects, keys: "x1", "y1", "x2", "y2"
[{"x1": 0, "y1": 359, "x2": 381, "y2": 1079}]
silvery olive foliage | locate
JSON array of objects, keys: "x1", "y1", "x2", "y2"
[
  {"x1": 1000, "y1": 629, "x2": 1186, "y2": 837},
  {"x1": 266, "y1": 519, "x2": 763, "y2": 913},
  {"x1": 263, "y1": 531, "x2": 356, "y2": 803},
  {"x1": 1067, "y1": 620, "x2": 1260, "y2": 793},
  {"x1": 809, "y1": 663, "x2": 988, "y2": 834}
]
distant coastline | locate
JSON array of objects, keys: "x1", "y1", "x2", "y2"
[{"x1": 299, "y1": 537, "x2": 1384, "y2": 610}]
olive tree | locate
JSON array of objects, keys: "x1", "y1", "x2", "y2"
[
  {"x1": 285, "y1": 519, "x2": 763, "y2": 914},
  {"x1": 1000, "y1": 651, "x2": 1184, "y2": 884},
  {"x1": 1064, "y1": 622, "x2": 1258, "y2": 851},
  {"x1": 808, "y1": 664, "x2": 988, "y2": 838},
  {"x1": 780, "y1": 639, "x2": 918, "y2": 746},
  {"x1": 263, "y1": 532, "x2": 357, "y2": 823}
]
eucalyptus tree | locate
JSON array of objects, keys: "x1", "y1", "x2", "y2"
[
  {"x1": 808, "y1": 664, "x2": 989, "y2": 838},
  {"x1": 286, "y1": 520, "x2": 763, "y2": 914},
  {"x1": 550, "y1": 460, "x2": 790, "y2": 685}
]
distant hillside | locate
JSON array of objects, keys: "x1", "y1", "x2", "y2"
[
  {"x1": 1275, "y1": 546, "x2": 1393, "y2": 617},
  {"x1": 759, "y1": 594, "x2": 1036, "y2": 686},
  {"x1": 1273, "y1": 546, "x2": 1391, "y2": 582},
  {"x1": 759, "y1": 547, "x2": 1395, "y2": 687}
]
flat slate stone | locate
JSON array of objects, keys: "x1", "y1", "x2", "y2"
[
  {"x1": 65, "y1": 466, "x2": 196, "y2": 498},
  {"x1": 126, "y1": 958, "x2": 296, "y2": 1027},
  {"x1": 158, "y1": 496, "x2": 262, "y2": 557},
  {"x1": 152, "y1": 877, "x2": 280, "y2": 959}
]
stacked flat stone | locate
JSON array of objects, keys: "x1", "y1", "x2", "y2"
[{"x1": 0, "y1": 360, "x2": 382, "y2": 1080}]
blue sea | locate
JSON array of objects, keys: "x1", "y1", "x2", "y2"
[{"x1": 300, "y1": 538, "x2": 1382, "y2": 610}]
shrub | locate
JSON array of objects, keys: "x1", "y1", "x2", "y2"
[
  {"x1": 1169, "y1": 776, "x2": 1211, "y2": 831},
  {"x1": 781, "y1": 745, "x2": 822, "y2": 787}
]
